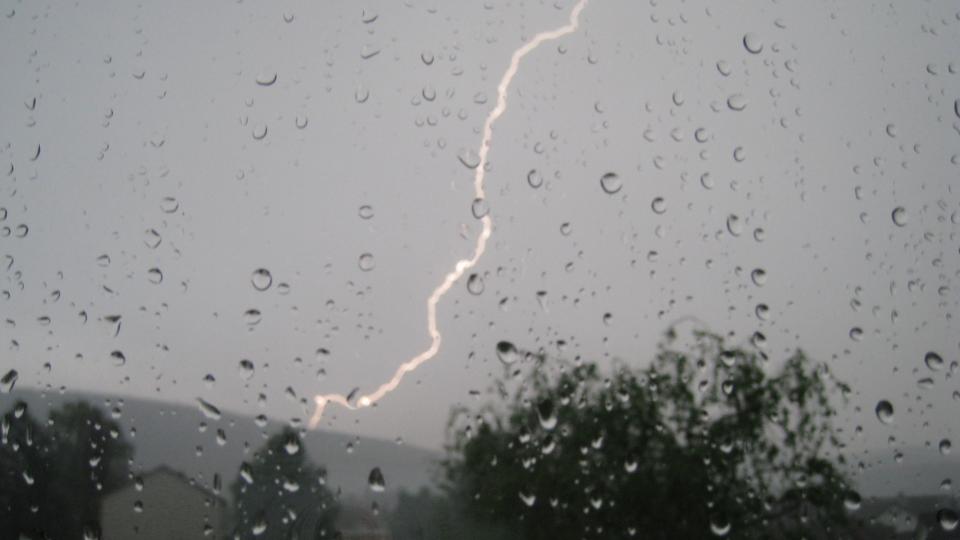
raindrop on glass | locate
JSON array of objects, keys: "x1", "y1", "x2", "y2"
[
  {"x1": 891, "y1": 206, "x2": 908, "y2": 227},
  {"x1": 358, "y1": 253, "x2": 375, "y2": 272},
  {"x1": 467, "y1": 273, "x2": 484, "y2": 295},
  {"x1": 527, "y1": 169, "x2": 543, "y2": 189},
  {"x1": 255, "y1": 72, "x2": 277, "y2": 86},
  {"x1": 368, "y1": 467, "x2": 385, "y2": 492},
  {"x1": 251, "y1": 268, "x2": 272, "y2": 291},
  {"x1": 471, "y1": 198, "x2": 489, "y2": 219},
  {"x1": 599, "y1": 172, "x2": 622, "y2": 194},
  {"x1": 925, "y1": 352, "x2": 944, "y2": 371},
  {"x1": 238, "y1": 359, "x2": 255, "y2": 380},
  {"x1": 875, "y1": 400, "x2": 894, "y2": 425},
  {"x1": 743, "y1": 33, "x2": 763, "y2": 54},
  {"x1": 496, "y1": 341, "x2": 519, "y2": 365}
]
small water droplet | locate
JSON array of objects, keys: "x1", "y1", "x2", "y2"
[
  {"x1": 358, "y1": 205, "x2": 374, "y2": 219},
  {"x1": 717, "y1": 60, "x2": 732, "y2": 76},
  {"x1": 849, "y1": 327, "x2": 863, "y2": 342},
  {"x1": 252, "y1": 123, "x2": 268, "y2": 140},
  {"x1": 940, "y1": 439, "x2": 952, "y2": 456},
  {"x1": 471, "y1": 198, "x2": 489, "y2": 219},
  {"x1": 295, "y1": 115, "x2": 308, "y2": 129},
  {"x1": 750, "y1": 268, "x2": 767, "y2": 286},
  {"x1": 361, "y1": 8, "x2": 378, "y2": 23},
  {"x1": 144, "y1": 229, "x2": 162, "y2": 248},
  {"x1": 160, "y1": 197, "x2": 179, "y2": 213},
  {"x1": 238, "y1": 359, "x2": 255, "y2": 379},
  {"x1": 243, "y1": 309, "x2": 262, "y2": 325},
  {"x1": 358, "y1": 253, "x2": 375, "y2": 271},
  {"x1": 526, "y1": 169, "x2": 543, "y2": 189},
  {"x1": 355, "y1": 86, "x2": 370, "y2": 104}
]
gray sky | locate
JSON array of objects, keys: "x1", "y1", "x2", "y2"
[{"x1": 1, "y1": 0, "x2": 958, "y2": 488}]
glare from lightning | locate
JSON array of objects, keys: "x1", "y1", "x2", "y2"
[{"x1": 308, "y1": 0, "x2": 590, "y2": 429}]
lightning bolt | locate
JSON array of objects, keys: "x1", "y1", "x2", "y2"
[{"x1": 309, "y1": 0, "x2": 591, "y2": 429}]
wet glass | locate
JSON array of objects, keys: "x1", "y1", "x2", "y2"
[{"x1": 1, "y1": 1, "x2": 959, "y2": 538}]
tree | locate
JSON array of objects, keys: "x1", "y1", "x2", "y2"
[
  {"x1": 0, "y1": 402, "x2": 55, "y2": 540},
  {"x1": 230, "y1": 427, "x2": 339, "y2": 539},
  {"x1": 0, "y1": 400, "x2": 133, "y2": 540},
  {"x1": 442, "y1": 327, "x2": 855, "y2": 540}
]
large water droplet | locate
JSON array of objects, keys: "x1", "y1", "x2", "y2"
[
  {"x1": 368, "y1": 467, "x2": 385, "y2": 492},
  {"x1": 144, "y1": 229, "x2": 162, "y2": 249},
  {"x1": 467, "y1": 273, "x2": 484, "y2": 295},
  {"x1": 651, "y1": 197, "x2": 667, "y2": 214},
  {"x1": 925, "y1": 351, "x2": 944, "y2": 371},
  {"x1": 1, "y1": 369, "x2": 18, "y2": 393},
  {"x1": 938, "y1": 508, "x2": 958, "y2": 531},
  {"x1": 197, "y1": 398, "x2": 221, "y2": 420},
  {"x1": 496, "y1": 341, "x2": 519, "y2": 365},
  {"x1": 844, "y1": 490, "x2": 862, "y2": 511},
  {"x1": 891, "y1": 206, "x2": 908, "y2": 227},
  {"x1": 599, "y1": 172, "x2": 621, "y2": 194},
  {"x1": 243, "y1": 309, "x2": 262, "y2": 325},
  {"x1": 743, "y1": 33, "x2": 763, "y2": 54},
  {"x1": 940, "y1": 439, "x2": 952, "y2": 456},
  {"x1": 471, "y1": 198, "x2": 489, "y2": 219},
  {"x1": 875, "y1": 400, "x2": 894, "y2": 425},
  {"x1": 709, "y1": 515, "x2": 731, "y2": 537},
  {"x1": 726, "y1": 214, "x2": 743, "y2": 236},
  {"x1": 727, "y1": 94, "x2": 747, "y2": 111},
  {"x1": 457, "y1": 148, "x2": 480, "y2": 169},
  {"x1": 160, "y1": 197, "x2": 179, "y2": 213},
  {"x1": 527, "y1": 169, "x2": 543, "y2": 189},
  {"x1": 255, "y1": 72, "x2": 277, "y2": 86},
  {"x1": 251, "y1": 268, "x2": 272, "y2": 291},
  {"x1": 537, "y1": 399, "x2": 557, "y2": 430}
]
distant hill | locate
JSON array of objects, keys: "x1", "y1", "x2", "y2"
[{"x1": 0, "y1": 388, "x2": 442, "y2": 509}]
